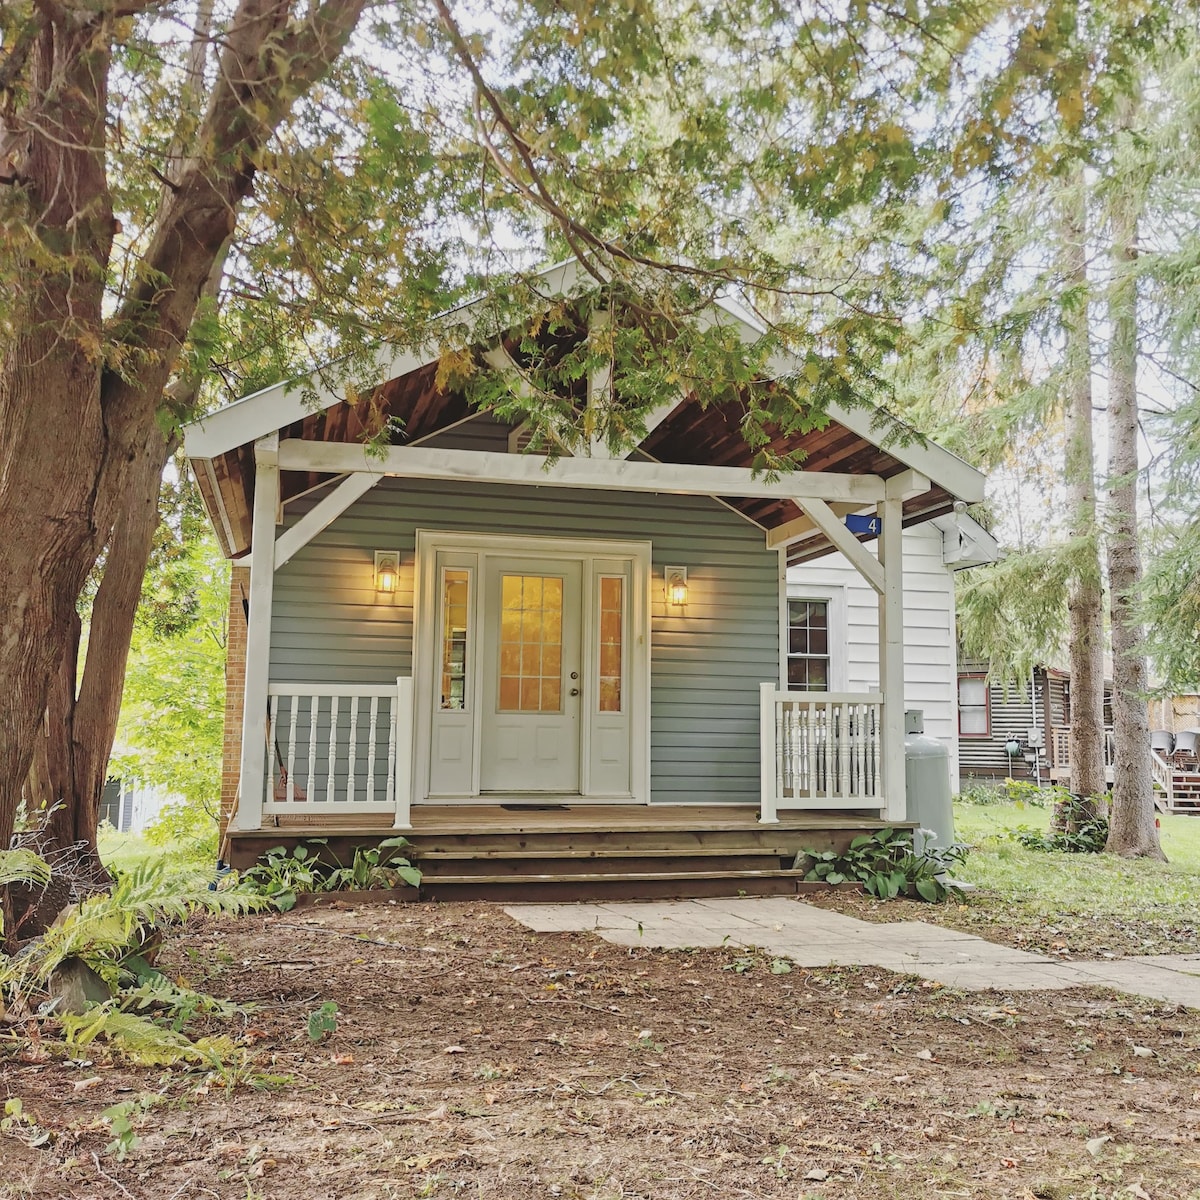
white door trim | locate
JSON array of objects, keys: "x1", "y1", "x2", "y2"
[{"x1": 413, "y1": 529, "x2": 652, "y2": 805}]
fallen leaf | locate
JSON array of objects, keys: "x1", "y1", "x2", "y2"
[
  {"x1": 1131, "y1": 1045, "x2": 1154, "y2": 1058},
  {"x1": 804, "y1": 1168, "x2": 828, "y2": 1181},
  {"x1": 915, "y1": 1049, "x2": 935, "y2": 1061},
  {"x1": 1126, "y1": 1184, "x2": 1151, "y2": 1199},
  {"x1": 72, "y1": 1077, "x2": 103, "y2": 1092},
  {"x1": 1086, "y1": 1135, "x2": 1113, "y2": 1158},
  {"x1": 331, "y1": 1054, "x2": 355, "y2": 1065},
  {"x1": 443, "y1": 1046, "x2": 466, "y2": 1054}
]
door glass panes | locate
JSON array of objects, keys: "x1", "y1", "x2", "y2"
[
  {"x1": 440, "y1": 570, "x2": 470, "y2": 710},
  {"x1": 498, "y1": 574, "x2": 563, "y2": 712},
  {"x1": 787, "y1": 599, "x2": 830, "y2": 691},
  {"x1": 598, "y1": 576, "x2": 623, "y2": 712}
]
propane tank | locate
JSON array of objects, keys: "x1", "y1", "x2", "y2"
[{"x1": 904, "y1": 709, "x2": 954, "y2": 853}]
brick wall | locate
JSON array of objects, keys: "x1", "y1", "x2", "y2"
[{"x1": 219, "y1": 564, "x2": 250, "y2": 853}]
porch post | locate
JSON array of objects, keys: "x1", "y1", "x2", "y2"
[
  {"x1": 393, "y1": 675, "x2": 414, "y2": 830},
  {"x1": 234, "y1": 433, "x2": 279, "y2": 831},
  {"x1": 877, "y1": 492, "x2": 906, "y2": 822}
]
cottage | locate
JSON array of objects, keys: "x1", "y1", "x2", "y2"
[{"x1": 184, "y1": 265, "x2": 987, "y2": 897}]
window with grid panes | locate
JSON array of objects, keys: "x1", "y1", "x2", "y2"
[{"x1": 787, "y1": 599, "x2": 831, "y2": 691}]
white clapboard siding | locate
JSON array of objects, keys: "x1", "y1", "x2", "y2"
[
  {"x1": 788, "y1": 523, "x2": 959, "y2": 786},
  {"x1": 268, "y1": 415, "x2": 780, "y2": 805}
]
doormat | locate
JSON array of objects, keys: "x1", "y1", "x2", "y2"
[{"x1": 499, "y1": 803, "x2": 570, "y2": 811}]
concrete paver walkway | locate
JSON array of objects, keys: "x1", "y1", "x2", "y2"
[{"x1": 505, "y1": 897, "x2": 1200, "y2": 1008}]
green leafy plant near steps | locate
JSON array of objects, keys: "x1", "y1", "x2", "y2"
[
  {"x1": 240, "y1": 837, "x2": 421, "y2": 912},
  {"x1": 0, "y1": 859, "x2": 267, "y2": 1067},
  {"x1": 1012, "y1": 797, "x2": 1110, "y2": 854},
  {"x1": 802, "y1": 827, "x2": 969, "y2": 902}
]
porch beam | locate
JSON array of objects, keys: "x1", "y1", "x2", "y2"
[
  {"x1": 877, "y1": 494, "x2": 907, "y2": 823},
  {"x1": 235, "y1": 433, "x2": 279, "y2": 832},
  {"x1": 792, "y1": 499, "x2": 885, "y2": 594},
  {"x1": 764, "y1": 502, "x2": 862, "y2": 549},
  {"x1": 276, "y1": 439, "x2": 888, "y2": 504},
  {"x1": 885, "y1": 468, "x2": 930, "y2": 500},
  {"x1": 274, "y1": 472, "x2": 381, "y2": 569}
]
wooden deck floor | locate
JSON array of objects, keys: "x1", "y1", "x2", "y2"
[{"x1": 231, "y1": 803, "x2": 896, "y2": 840}]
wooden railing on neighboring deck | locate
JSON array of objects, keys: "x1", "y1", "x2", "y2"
[
  {"x1": 263, "y1": 678, "x2": 413, "y2": 828},
  {"x1": 759, "y1": 685, "x2": 886, "y2": 822}
]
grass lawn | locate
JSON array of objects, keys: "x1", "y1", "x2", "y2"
[
  {"x1": 942, "y1": 799, "x2": 1200, "y2": 954},
  {"x1": 98, "y1": 829, "x2": 211, "y2": 874}
]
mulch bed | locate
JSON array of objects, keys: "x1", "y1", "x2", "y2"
[{"x1": 2, "y1": 901, "x2": 1198, "y2": 1199}]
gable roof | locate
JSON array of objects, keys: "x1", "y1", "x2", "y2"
[{"x1": 184, "y1": 260, "x2": 985, "y2": 561}]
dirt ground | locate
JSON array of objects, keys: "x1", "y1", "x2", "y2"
[{"x1": 2, "y1": 901, "x2": 1199, "y2": 1200}]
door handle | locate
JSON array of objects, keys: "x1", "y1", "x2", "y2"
[{"x1": 569, "y1": 687, "x2": 580, "y2": 697}]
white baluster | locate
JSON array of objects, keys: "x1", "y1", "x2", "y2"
[
  {"x1": 871, "y1": 704, "x2": 882, "y2": 801},
  {"x1": 838, "y1": 702, "x2": 851, "y2": 797},
  {"x1": 807, "y1": 703, "x2": 818, "y2": 798},
  {"x1": 367, "y1": 695, "x2": 379, "y2": 802},
  {"x1": 267, "y1": 694, "x2": 280, "y2": 807},
  {"x1": 346, "y1": 697, "x2": 358, "y2": 805},
  {"x1": 385, "y1": 695, "x2": 397, "y2": 805},
  {"x1": 285, "y1": 695, "x2": 298, "y2": 804},
  {"x1": 777, "y1": 700, "x2": 787, "y2": 801},
  {"x1": 327, "y1": 695, "x2": 339, "y2": 802},
  {"x1": 307, "y1": 695, "x2": 318, "y2": 801},
  {"x1": 789, "y1": 704, "x2": 801, "y2": 800}
]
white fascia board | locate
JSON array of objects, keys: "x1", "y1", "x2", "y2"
[
  {"x1": 709, "y1": 295, "x2": 986, "y2": 504},
  {"x1": 182, "y1": 259, "x2": 594, "y2": 463},
  {"x1": 183, "y1": 343, "x2": 434, "y2": 460},
  {"x1": 932, "y1": 512, "x2": 1002, "y2": 569},
  {"x1": 276, "y1": 439, "x2": 888, "y2": 504}
]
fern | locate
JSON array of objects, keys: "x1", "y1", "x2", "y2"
[
  {"x1": 0, "y1": 859, "x2": 268, "y2": 994},
  {"x1": 0, "y1": 848, "x2": 51, "y2": 890},
  {"x1": 60, "y1": 1007, "x2": 236, "y2": 1067}
]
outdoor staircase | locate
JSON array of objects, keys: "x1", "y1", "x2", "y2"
[
  {"x1": 407, "y1": 815, "x2": 896, "y2": 902},
  {"x1": 1169, "y1": 772, "x2": 1200, "y2": 813}
]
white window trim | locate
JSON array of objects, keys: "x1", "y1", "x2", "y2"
[
  {"x1": 780, "y1": 579, "x2": 848, "y2": 693},
  {"x1": 413, "y1": 529, "x2": 651, "y2": 806}
]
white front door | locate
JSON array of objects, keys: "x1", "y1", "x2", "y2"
[{"x1": 478, "y1": 557, "x2": 583, "y2": 792}]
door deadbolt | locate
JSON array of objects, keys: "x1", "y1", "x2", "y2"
[
  {"x1": 569, "y1": 671, "x2": 579, "y2": 679},
  {"x1": 569, "y1": 687, "x2": 580, "y2": 696}
]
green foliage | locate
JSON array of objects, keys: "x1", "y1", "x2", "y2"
[
  {"x1": 62, "y1": 1008, "x2": 236, "y2": 1069},
  {"x1": 1012, "y1": 795, "x2": 1110, "y2": 854},
  {"x1": 803, "y1": 828, "x2": 968, "y2": 903},
  {"x1": 956, "y1": 781, "x2": 1007, "y2": 806},
  {"x1": 111, "y1": 528, "x2": 228, "y2": 859},
  {"x1": 0, "y1": 848, "x2": 51, "y2": 935},
  {"x1": 0, "y1": 860, "x2": 267, "y2": 996},
  {"x1": 240, "y1": 838, "x2": 422, "y2": 912},
  {"x1": 307, "y1": 1000, "x2": 339, "y2": 1044}
]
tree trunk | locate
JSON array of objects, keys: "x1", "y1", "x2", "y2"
[
  {"x1": 0, "y1": 11, "x2": 116, "y2": 850},
  {"x1": 0, "y1": 0, "x2": 366, "y2": 859},
  {"x1": 23, "y1": 427, "x2": 172, "y2": 872},
  {"x1": 1104, "y1": 97, "x2": 1164, "y2": 860},
  {"x1": 1061, "y1": 176, "x2": 1107, "y2": 822}
]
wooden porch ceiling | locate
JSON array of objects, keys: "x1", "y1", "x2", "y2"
[{"x1": 195, "y1": 356, "x2": 957, "y2": 563}]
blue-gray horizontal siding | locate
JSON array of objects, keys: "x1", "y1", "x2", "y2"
[{"x1": 270, "y1": 450, "x2": 779, "y2": 806}]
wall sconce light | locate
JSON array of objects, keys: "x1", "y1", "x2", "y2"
[
  {"x1": 374, "y1": 550, "x2": 400, "y2": 598},
  {"x1": 665, "y1": 566, "x2": 688, "y2": 608}
]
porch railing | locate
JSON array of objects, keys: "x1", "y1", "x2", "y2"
[
  {"x1": 1150, "y1": 749, "x2": 1174, "y2": 810},
  {"x1": 263, "y1": 678, "x2": 413, "y2": 826},
  {"x1": 759, "y1": 684, "x2": 886, "y2": 822},
  {"x1": 1049, "y1": 725, "x2": 1115, "y2": 773}
]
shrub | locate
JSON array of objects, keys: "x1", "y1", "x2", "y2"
[{"x1": 802, "y1": 828, "x2": 969, "y2": 902}]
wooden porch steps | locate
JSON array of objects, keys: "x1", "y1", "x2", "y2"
[
  {"x1": 420, "y1": 868, "x2": 811, "y2": 903},
  {"x1": 226, "y1": 804, "x2": 906, "y2": 901}
]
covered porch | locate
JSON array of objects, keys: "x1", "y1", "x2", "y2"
[{"x1": 185, "y1": 271, "x2": 985, "y2": 887}]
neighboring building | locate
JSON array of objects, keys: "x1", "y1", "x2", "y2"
[
  {"x1": 97, "y1": 777, "x2": 173, "y2": 835},
  {"x1": 184, "y1": 262, "x2": 988, "y2": 895}
]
